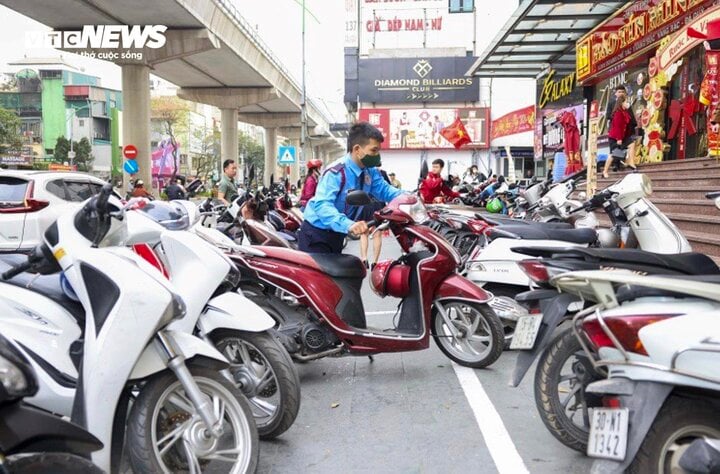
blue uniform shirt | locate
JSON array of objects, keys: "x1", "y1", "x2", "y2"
[{"x1": 303, "y1": 154, "x2": 403, "y2": 234}]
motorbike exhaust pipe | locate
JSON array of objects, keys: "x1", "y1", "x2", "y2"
[{"x1": 292, "y1": 347, "x2": 344, "y2": 362}]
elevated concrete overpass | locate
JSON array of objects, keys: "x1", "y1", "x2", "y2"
[{"x1": 0, "y1": 0, "x2": 346, "y2": 186}]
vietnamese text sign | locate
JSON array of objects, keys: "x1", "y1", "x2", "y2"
[
  {"x1": 491, "y1": 106, "x2": 536, "y2": 141},
  {"x1": 576, "y1": 0, "x2": 717, "y2": 84},
  {"x1": 358, "y1": 57, "x2": 479, "y2": 104},
  {"x1": 359, "y1": 107, "x2": 489, "y2": 150}
]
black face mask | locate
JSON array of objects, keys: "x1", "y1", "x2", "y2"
[{"x1": 360, "y1": 153, "x2": 382, "y2": 168}]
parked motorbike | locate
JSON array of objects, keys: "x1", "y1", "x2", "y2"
[
  {"x1": 0, "y1": 333, "x2": 103, "y2": 474},
  {"x1": 554, "y1": 270, "x2": 720, "y2": 473},
  {"x1": 0, "y1": 186, "x2": 259, "y2": 472},
  {"x1": 229, "y1": 192, "x2": 505, "y2": 368},
  {"x1": 105, "y1": 198, "x2": 301, "y2": 439}
]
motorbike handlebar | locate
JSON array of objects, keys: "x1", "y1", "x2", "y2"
[
  {"x1": 1, "y1": 260, "x2": 32, "y2": 281},
  {"x1": 95, "y1": 184, "x2": 113, "y2": 215}
]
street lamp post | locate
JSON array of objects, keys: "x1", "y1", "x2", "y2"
[{"x1": 67, "y1": 102, "x2": 92, "y2": 167}]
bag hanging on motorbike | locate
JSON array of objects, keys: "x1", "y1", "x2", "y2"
[{"x1": 486, "y1": 198, "x2": 503, "y2": 213}]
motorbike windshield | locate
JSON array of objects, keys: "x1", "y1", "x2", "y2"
[{"x1": 138, "y1": 201, "x2": 190, "y2": 230}]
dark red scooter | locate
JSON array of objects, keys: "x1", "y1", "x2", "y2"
[{"x1": 230, "y1": 192, "x2": 505, "y2": 368}]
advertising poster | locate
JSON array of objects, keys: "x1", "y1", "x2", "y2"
[
  {"x1": 359, "y1": 108, "x2": 489, "y2": 150},
  {"x1": 706, "y1": 50, "x2": 720, "y2": 157},
  {"x1": 491, "y1": 105, "x2": 536, "y2": 141}
]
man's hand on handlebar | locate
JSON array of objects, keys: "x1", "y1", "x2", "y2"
[{"x1": 349, "y1": 220, "x2": 369, "y2": 236}]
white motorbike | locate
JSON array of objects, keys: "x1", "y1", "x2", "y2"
[
  {"x1": 465, "y1": 174, "x2": 689, "y2": 341},
  {"x1": 0, "y1": 186, "x2": 259, "y2": 473},
  {"x1": 552, "y1": 270, "x2": 720, "y2": 474},
  {"x1": 104, "y1": 199, "x2": 301, "y2": 439}
]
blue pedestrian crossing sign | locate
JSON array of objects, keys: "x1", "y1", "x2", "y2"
[{"x1": 278, "y1": 146, "x2": 296, "y2": 164}]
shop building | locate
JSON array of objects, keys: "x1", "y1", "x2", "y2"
[
  {"x1": 0, "y1": 58, "x2": 122, "y2": 175},
  {"x1": 465, "y1": 0, "x2": 626, "y2": 177},
  {"x1": 576, "y1": 0, "x2": 720, "y2": 162}
]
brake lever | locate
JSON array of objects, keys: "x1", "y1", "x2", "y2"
[{"x1": 370, "y1": 221, "x2": 390, "y2": 239}]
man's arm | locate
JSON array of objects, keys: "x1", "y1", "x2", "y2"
[
  {"x1": 369, "y1": 169, "x2": 403, "y2": 203},
  {"x1": 308, "y1": 171, "x2": 355, "y2": 234},
  {"x1": 217, "y1": 181, "x2": 230, "y2": 206},
  {"x1": 441, "y1": 183, "x2": 460, "y2": 199}
]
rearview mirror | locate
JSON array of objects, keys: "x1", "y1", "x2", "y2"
[{"x1": 346, "y1": 190, "x2": 371, "y2": 206}]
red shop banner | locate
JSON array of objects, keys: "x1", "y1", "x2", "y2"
[
  {"x1": 576, "y1": 0, "x2": 715, "y2": 84},
  {"x1": 491, "y1": 105, "x2": 536, "y2": 141},
  {"x1": 706, "y1": 51, "x2": 720, "y2": 157}
]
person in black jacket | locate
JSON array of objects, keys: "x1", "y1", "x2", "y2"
[{"x1": 165, "y1": 179, "x2": 186, "y2": 201}]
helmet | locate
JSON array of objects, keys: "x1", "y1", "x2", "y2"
[
  {"x1": 596, "y1": 228, "x2": 620, "y2": 248},
  {"x1": 307, "y1": 159, "x2": 323, "y2": 170},
  {"x1": 370, "y1": 259, "x2": 411, "y2": 298},
  {"x1": 486, "y1": 198, "x2": 503, "y2": 213}
]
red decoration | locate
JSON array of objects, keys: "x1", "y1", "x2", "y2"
[
  {"x1": 440, "y1": 117, "x2": 472, "y2": 149},
  {"x1": 668, "y1": 96, "x2": 699, "y2": 140}
]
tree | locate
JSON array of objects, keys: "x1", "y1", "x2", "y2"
[
  {"x1": 53, "y1": 136, "x2": 94, "y2": 171},
  {"x1": 0, "y1": 107, "x2": 22, "y2": 154},
  {"x1": 151, "y1": 96, "x2": 191, "y2": 181},
  {"x1": 239, "y1": 132, "x2": 265, "y2": 187},
  {"x1": 192, "y1": 126, "x2": 220, "y2": 182}
]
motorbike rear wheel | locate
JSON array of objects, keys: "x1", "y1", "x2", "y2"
[
  {"x1": 431, "y1": 300, "x2": 504, "y2": 369},
  {"x1": 534, "y1": 328, "x2": 603, "y2": 452},
  {"x1": 628, "y1": 396, "x2": 720, "y2": 474}
]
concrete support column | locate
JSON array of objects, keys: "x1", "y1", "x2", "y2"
[
  {"x1": 289, "y1": 139, "x2": 300, "y2": 186},
  {"x1": 221, "y1": 108, "x2": 238, "y2": 181},
  {"x1": 121, "y1": 64, "x2": 151, "y2": 190},
  {"x1": 264, "y1": 128, "x2": 278, "y2": 186}
]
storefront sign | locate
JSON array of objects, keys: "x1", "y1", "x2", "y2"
[
  {"x1": 587, "y1": 116, "x2": 600, "y2": 197},
  {"x1": 491, "y1": 106, "x2": 536, "y2": 141},
  {"x1": 358, "y1": 57, "x2": 479, "y2": 103},
  {"x1": 0, "y1": 154, "x2": 33, "y2": 166},
  {"x1": 538, "y1": 70, "x2": 577, "y2": 109},
  {"x1": 657, "y1": 5, "x2": 720, "y2": 70},
  {"x1": 48, "y1": 163, "x2": 78, "y2": 171},
  {"x1": 576, "y1": 0, "x2": 718, "y2": 84},
  {"x1": 358, "y1": 107, "x2": 489, "y2": 150},
  {"x1": 706, "y1": 51, "x2": 720, "y2": 157}
]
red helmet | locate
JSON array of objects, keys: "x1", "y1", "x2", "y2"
[
  {"x1": 371, "y1": 259, "x2": 411, "y2": 298},
  {"x1": 307, "y1": 159, "x2": 323, "y2": 170}
]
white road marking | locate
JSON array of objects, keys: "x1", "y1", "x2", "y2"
[
  {"x1": 365, "y1": 311, "x2": 397, "y2": 315},
  {"x1": 452, "y1": 363, "x2": 529, "y2": 474}
]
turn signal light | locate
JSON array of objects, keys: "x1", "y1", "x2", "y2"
[
  {"x1": 602, "y1": 397, "x2": 622, "y2": 409},
  {"x1": 518, "y1": 260, "x2": 550, "y2": 284},
  {"x1": 132, "y1": 243, "x2": 169, "y2": 279},
  {"x1": 582, "y1": 314, "x2": 678, "y2": 356}
]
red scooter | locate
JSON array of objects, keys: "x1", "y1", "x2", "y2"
[{"x1": 230, "y1": 192, "x2": 505, "y2": 368}]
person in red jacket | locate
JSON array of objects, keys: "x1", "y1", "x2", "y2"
[
  {"x1": 299, "y1": 159, "x2": 323, "y2": 210},
  {"x1": 419, "y1": 159, "x2": 460, "y2": 203},
  {"x1": 603, "y1": 96, "x2": 638, "y2": 178}
]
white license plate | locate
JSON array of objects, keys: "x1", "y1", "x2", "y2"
[
  {"x1": 510, "y1": 314, "x2": 543, "y2": 350},
  {"x1": 587, "y1": 408, "x2": 629, "y2": 461}
]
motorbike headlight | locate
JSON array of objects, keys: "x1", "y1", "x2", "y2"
[
  {"x1": 409, "y1": 200, "x2": 429, "y2": 224},
  {"x1": 0, "y1": 354, "x2": 30, "y2": 398}
]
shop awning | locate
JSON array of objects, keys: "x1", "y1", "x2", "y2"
[{"x1": 466, "y1": 0, "x2": 627, "y2": 79}]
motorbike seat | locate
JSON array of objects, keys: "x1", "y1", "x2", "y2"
[
  {"x1": 488, "y1": 225, "x2": 597, "y2": 245},
  {"x1": 0, "y1": 257, "x2": 85, "y2": 326},
  {"x1": 554, "y1": 249, "x2": 720, "y2": 276},
  {"x1": 616, "y1": 274, "x2": 720, "y2": 303},
  {"x1": 310, "y1": 254, "x2": 367, "y2": 279},
  {"x1": 475, "y1": 213, "x2": 572, "y2": 229}
]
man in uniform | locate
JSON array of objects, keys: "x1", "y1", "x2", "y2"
[
  {"x1": 300, "y1": 122, "x2": 402, "y2": 254},
  {"x1": 217, "y1": 159, "x2": 239, "y2": 206}
]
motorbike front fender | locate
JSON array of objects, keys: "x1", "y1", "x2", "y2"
[
  {"x1": 587, "y1": 379, "x2": 673, "y2": 474},
  {"x1": 510, "y1": 293, "x2": 579, "y2": 387},
  {"x1": 200, "y1": 292, "x2": 274, "y2": 334},
  {"x1": 129, "y1": 331, "x2": 229, "y2": 381},
  {"x1": 0, "y1": 401, "x2": 103, "y2": 456},
  {"x1": 434, "y1": 274, "x2": 492, "y2": 304}
]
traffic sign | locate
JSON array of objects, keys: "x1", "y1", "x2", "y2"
[
  {"x1": 278, "y1": 146, "x2": 296, "y2": 164},
  {"x1": 123, "y1": 159, "x2": 139, "y2": 174},
  {"x1": 68, "y1": 151, "x2": 76, "y2": 159},
  {"x1": 123, "y1": 144, "x2": 138, "y2": 159}
]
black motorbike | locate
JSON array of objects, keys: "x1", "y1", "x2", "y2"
[{"x1": 0, "y1": 333, "x2": 103, "y2": 474}]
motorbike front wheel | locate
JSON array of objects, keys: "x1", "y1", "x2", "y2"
[
  {"x1": 212, "y1": 330, "x2": 301, "y2": 439},
  {"x1": 4, "y1": 453, "x2": 102, "y2": 474},
  {"x1": 126, "y1": 366, "x2": 259, "y2": 474},
  {"x1": 431, "y1": 300, "x2": 504, "y2": 369},
  {"x1": 534, "y1": 328, "x2": 603, "y2": 453}
]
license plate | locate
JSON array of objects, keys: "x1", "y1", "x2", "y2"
[
  {"x1": 587, "y1": 408, "x2": 629, "y2": 461},
  {"x1": 510, "y1": 314, "x2": 543, "y2": 350}
]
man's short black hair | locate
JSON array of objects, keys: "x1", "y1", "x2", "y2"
[
  {"x1": 615, "y1": 85, "x2": 627, "y2": 92},
  {"x1": 223, "y1": 159, "x2": 235, "y2": 170},
  {"x1": 432, "y1": 158, "x2": 445, "y2": 168},
  {"x1": 347, "y1": 122, "x2": 385, "y2": 152}
]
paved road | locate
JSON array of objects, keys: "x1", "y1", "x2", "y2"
[{"x1": 256, "y1": 237, "x2": 592, "y2": 473}]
